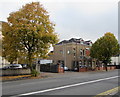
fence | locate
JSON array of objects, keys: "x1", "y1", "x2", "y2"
[
  {"x1": 116, "y1": 65, "x2": 120, "y2": 69},
  {"x1": 40, "y1": 64, "x2": 64, "y2": 73}
]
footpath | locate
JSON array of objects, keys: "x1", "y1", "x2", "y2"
[
  {"x1": 0, "y1": 70, "x2": 117, "y2": 82},
  {"x1": 0, "y1": 72, "x2": 65, "y2": 82}
]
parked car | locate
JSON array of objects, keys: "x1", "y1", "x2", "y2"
[
  {"x1": 9, "y1": 64, "x2": 23, "y2": 69},
  {"x1": 74, "y1": 67, "x2": 78, "y2": 71},
  {"x1": 1, "y1": 66, "x2": 11, "y2": 70},
  {"x1": 64, "y1": 66, "x2": 68, "y2": 71}
]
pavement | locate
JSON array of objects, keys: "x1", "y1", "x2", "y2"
[
  {"x1": 1, "y1": 71, "x2": 101, "y2": 82},
  {"x1": 0, "y1": 72, "x2": 64, "y2": 82},
  {"x1": 0, "y1": 70, "x2": 118, "y2": 82},
  {"x1": 1, "y1": 69, "x2": 120, "y2": 96},
  {"x1": 1, "y1": 75, "x2": 31, "y2": 82}
]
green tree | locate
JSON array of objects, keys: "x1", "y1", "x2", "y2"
[
  {"x1": 90, "y1": 32, "x2": 119, "y2": 71},
  {"x1": 2, "y1": 2, "x2": 58, "y2": 74}
]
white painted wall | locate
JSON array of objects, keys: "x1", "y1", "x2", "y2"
[{"x1": 0, "y1": 56, "x2": 10, "y2": 68}]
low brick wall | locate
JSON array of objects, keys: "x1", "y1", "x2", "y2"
[
  {"x1": 95, "y1": 67, "x2": 103, "y2": 71},
  {"x1": 95, "y1": 66, "x2": 116, "y2": 71},
  {"x1": 107, "y1": 67, "x2": 111, "y2": 70},
  {"x1": 1, "y1": 69, "x2": 31, "y2": 76},
  {"x1": 79, "y1": 68, "x2": 87, "y2": 72},
  {"x1": 95, "y1": 67, "x2": 99, "y2": 71},
  {"x1": 103, "y1": 67, "x2": 106, "y2": 70},
  {"x1": 110, "y1": 66, "x2": 116, "y2": 70},
  {"x1": 58, "y1": 67, "x2": 64, "y2": 73}
]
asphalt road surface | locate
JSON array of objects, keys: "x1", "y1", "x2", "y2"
[{"x1": 2, "y1": 70, "x2": 120, "y2": 97}]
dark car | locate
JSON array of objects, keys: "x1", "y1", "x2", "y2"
[{"x1": 21, "y1": 64, "x2": 28, "y2": 68}]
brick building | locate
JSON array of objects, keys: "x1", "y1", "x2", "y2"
[{"x1": 49, "y1": 38, "x2": 97, "y2": 70}]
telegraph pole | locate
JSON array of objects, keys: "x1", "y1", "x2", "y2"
[{"x1": 76, "y1": 42, "x2": 78, "y2": 69}]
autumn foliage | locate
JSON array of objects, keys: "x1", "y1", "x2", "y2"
[{"x1": 2, "y1": 2, "x2": 58, "y2": 74}]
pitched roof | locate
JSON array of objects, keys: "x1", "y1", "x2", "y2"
[{"x1": 56, "y1": 38, "x2": 92, "y2": 46}]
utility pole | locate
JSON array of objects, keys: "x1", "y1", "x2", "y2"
[{"x1": 76, "y1": 42, "x2": 78, "y2": 68}]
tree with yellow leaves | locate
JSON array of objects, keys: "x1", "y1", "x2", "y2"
[{"x1": 2, "y1": 2, "x2": 58, "y2": 75}]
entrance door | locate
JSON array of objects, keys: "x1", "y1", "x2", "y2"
[{"x1": 72, "y1": 61, "x2": 78, "y2": 71}]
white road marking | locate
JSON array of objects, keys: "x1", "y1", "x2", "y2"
[{"x1": 12, "y1": 76, "x2": 119, "y2": 97}]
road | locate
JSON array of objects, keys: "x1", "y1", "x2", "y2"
[{"x1": 2, "y1": 70, "x2": 119, "y2": 96}]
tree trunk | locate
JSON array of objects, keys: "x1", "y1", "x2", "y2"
[
  {"x1": 10, "y1": 61, "x2": 13, "y2": 64},
  {"x1": 35, "y1": 58, "x2": 40, "y2": 73},
  {"x1": 104, "y1": 63, "x2": 108, "y2": 71},
  {"x1": 28, "y1": 53, "x2": 33, "y2": 73},
  {"x1": 35, "y1": 63, "x2": 40, "y2": 73}
]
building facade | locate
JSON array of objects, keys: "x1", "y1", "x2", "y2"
[{"x1": 49, "y1": 38, "x2": 97, "y2": 70}]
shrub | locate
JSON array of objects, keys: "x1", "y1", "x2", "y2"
[{"x1": 31, "y1": 69, "x2": 40, "y2": 77}]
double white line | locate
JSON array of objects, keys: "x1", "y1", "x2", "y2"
[{"x1": 12, "y1": 76, "x2": 119, "y2": 97}]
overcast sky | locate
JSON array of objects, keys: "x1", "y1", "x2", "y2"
[{"x1": 0, "y1": 0, "x2": 119, "y2": 43}]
